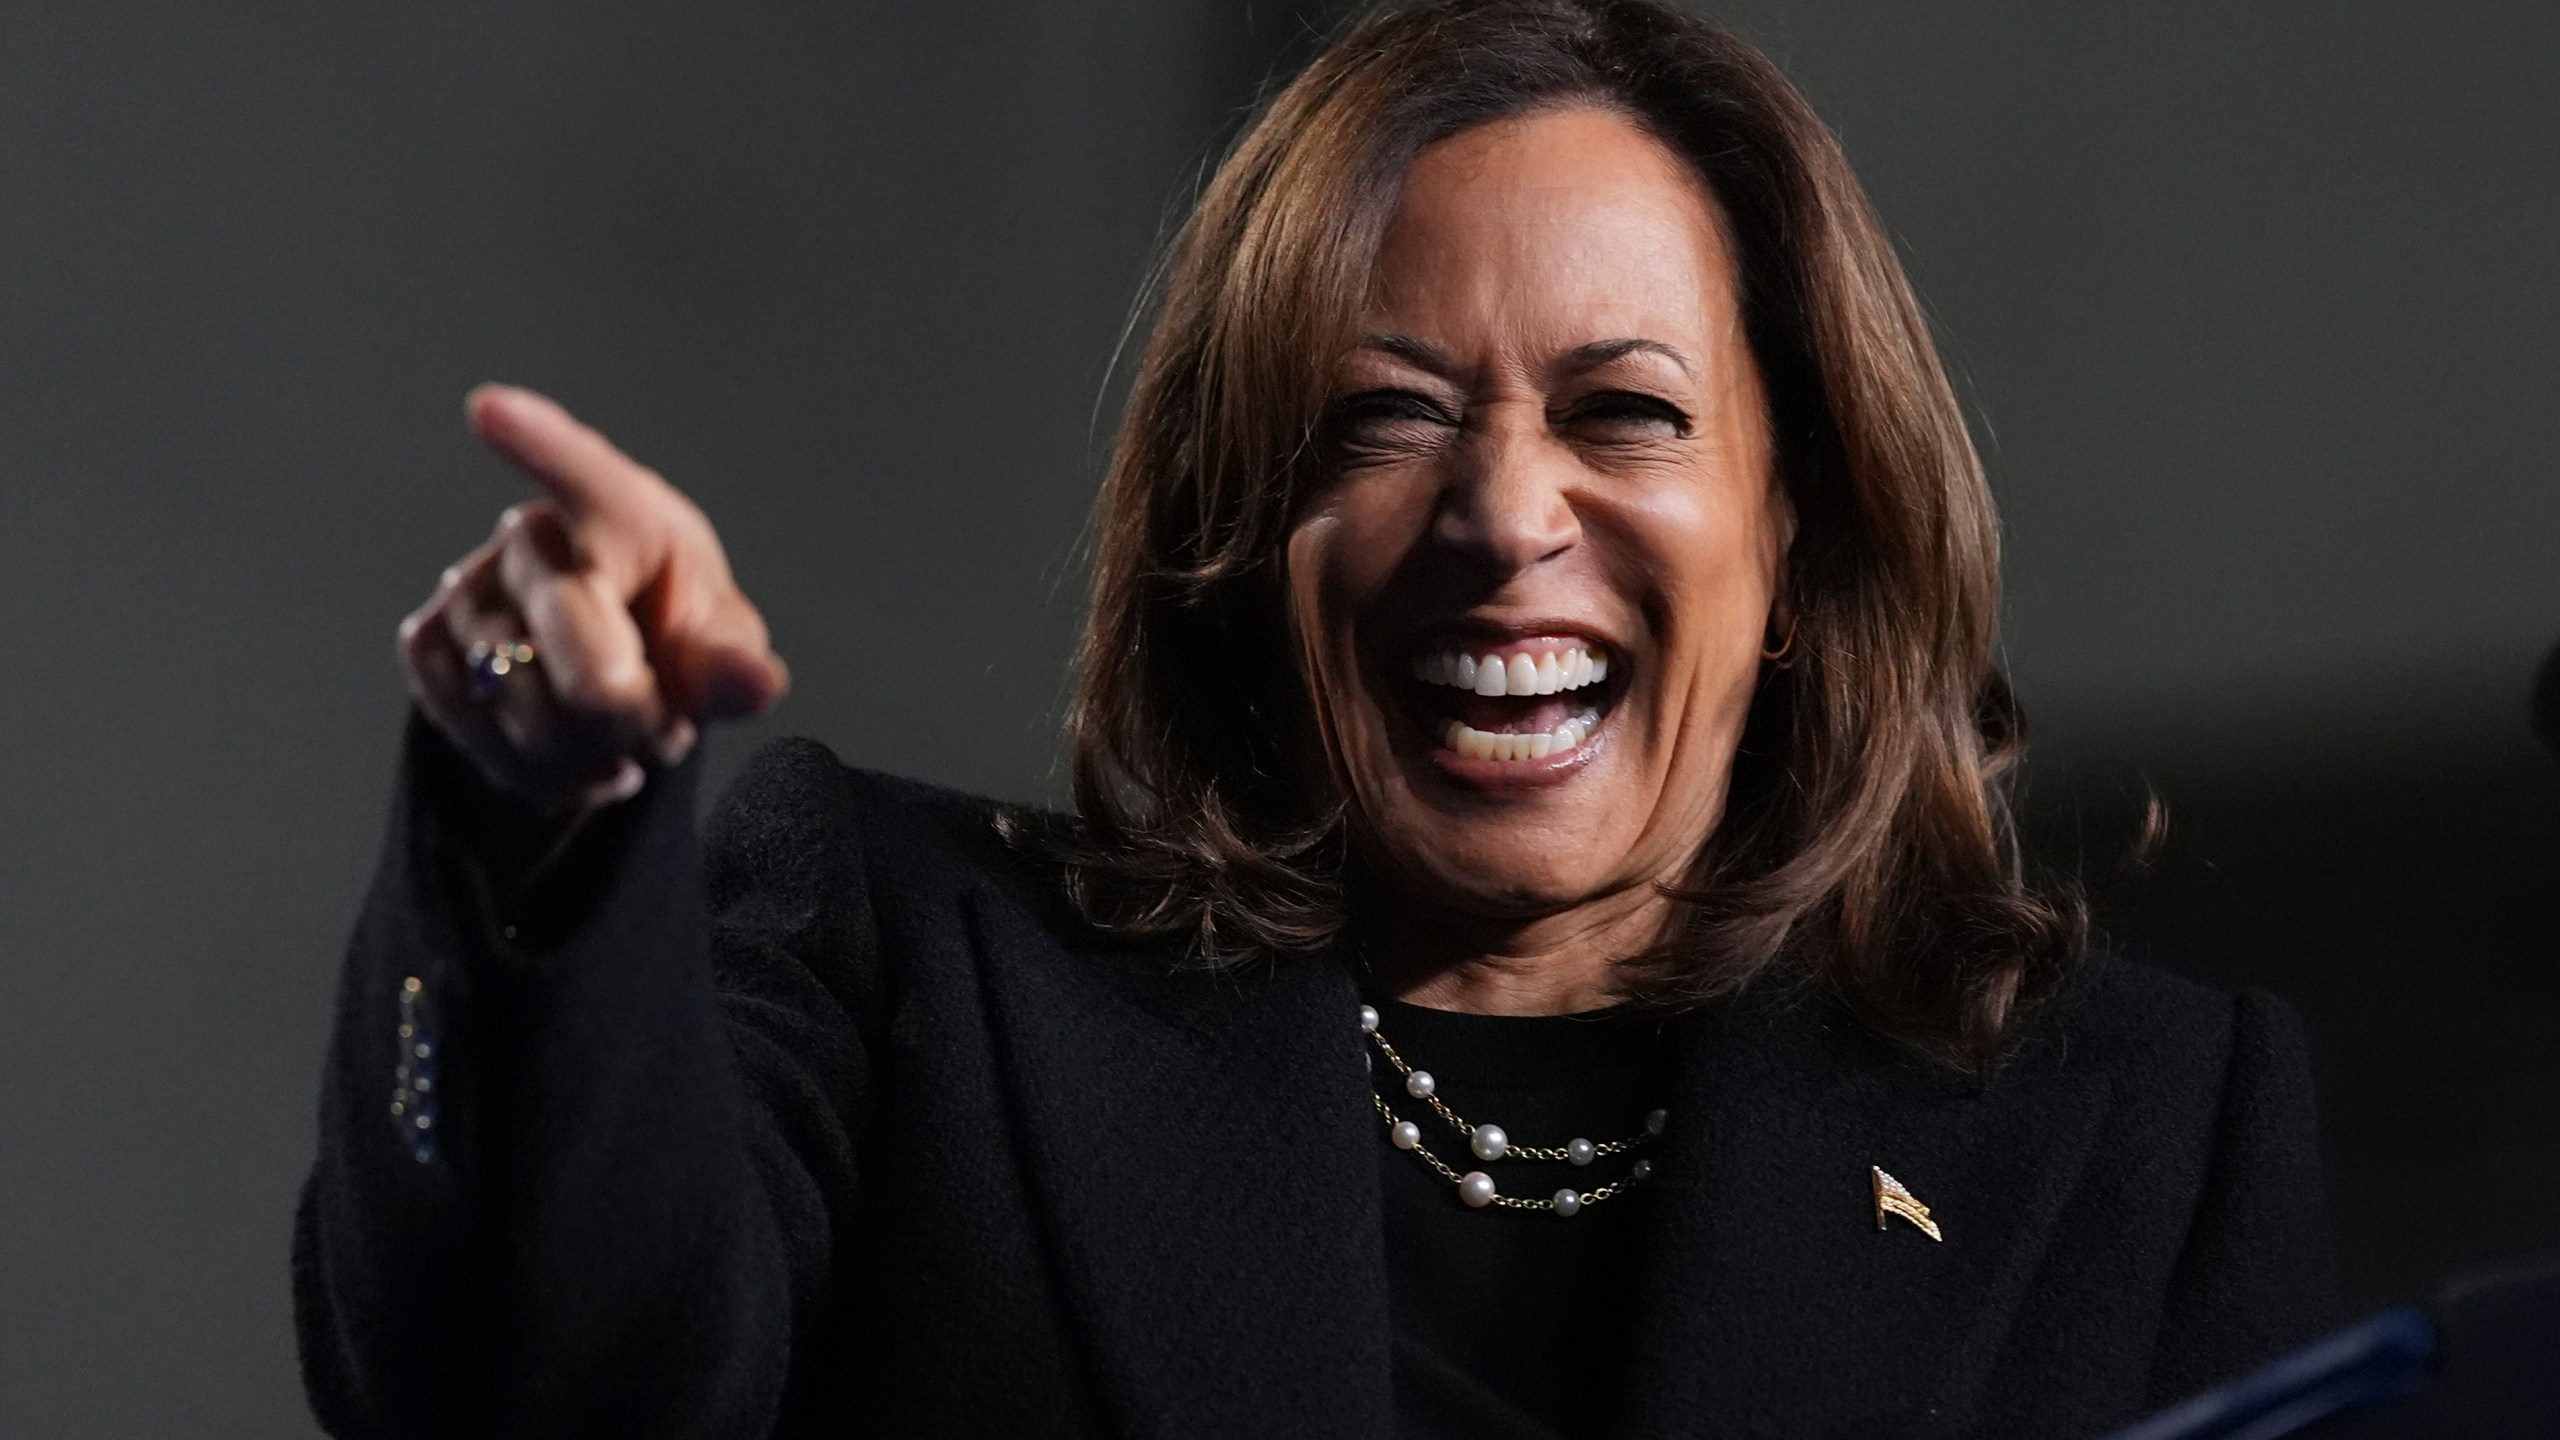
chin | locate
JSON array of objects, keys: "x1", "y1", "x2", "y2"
[{"x1": 1358, "y1": 804, "x2": 1634, "y2": 919}]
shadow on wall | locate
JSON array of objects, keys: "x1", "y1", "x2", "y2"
[{"x1": 2027, "y1": 655, "x2": 2560, "y2": 1311}]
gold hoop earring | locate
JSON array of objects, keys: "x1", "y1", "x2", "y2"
[{"x1": 1761, "y1": 621, "x2": 1797, "y2": 668}]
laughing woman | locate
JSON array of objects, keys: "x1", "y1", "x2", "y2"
[{"x1": 293, "y1": 2, "x2": 2339, "y2": 1436}]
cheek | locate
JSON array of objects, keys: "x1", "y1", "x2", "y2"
[
  {"x1": 1285, "y1": 466, "x2": 1444, "y2": 655},
  {"x1": 1601, "y1": 480, "x2": 1781, "y2": 819},
  {"x1": 1611, "y1": 482, "x2": 1778, "y2": 656},
  {"x1": 1282, "y1": 504, "x2": 1402, "y2": 757},
  {"x1": 1302, "y1": 467, "x2": 1438, "y2": 587}
]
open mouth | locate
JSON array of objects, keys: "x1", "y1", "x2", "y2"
[{"x1": 1404, "y1": 637, "x2": 1618, "y2": 765}]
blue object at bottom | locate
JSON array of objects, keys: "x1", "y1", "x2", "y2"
[{"x1": 2101, "y1": 1307, "x2": 2436, "y2": 1440}]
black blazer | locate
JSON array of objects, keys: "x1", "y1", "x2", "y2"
[{"x1": 294, "y1": 726, "x2": 2341, "y2": 1439}]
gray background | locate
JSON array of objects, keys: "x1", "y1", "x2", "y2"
[{"x1": 1, "y1": 1, "x2": 2551, "y2": 1433}]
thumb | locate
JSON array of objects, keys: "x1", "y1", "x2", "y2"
[{"x1": 660, "y1": 589, "x2": 791, "y2": 721}]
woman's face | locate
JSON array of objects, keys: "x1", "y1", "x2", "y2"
[{"x1": 1285, "y1": 105, "x2": 1789, "y2": 930}]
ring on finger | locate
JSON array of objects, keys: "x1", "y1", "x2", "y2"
[{"x1": 466, "y1": 639, "x2": 539, "y2": 700}]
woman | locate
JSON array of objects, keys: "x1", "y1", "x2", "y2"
[{"x1": 295, "y1": 2, "x2": 2339, "y2": 1436}]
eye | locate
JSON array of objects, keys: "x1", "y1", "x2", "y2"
[
  {"x1": 1326, "y1": 388, "x2": 1458, "y2": 457},
  {"x1": 1558, "y1": 390, "x2": 1692, "y2": 440}
]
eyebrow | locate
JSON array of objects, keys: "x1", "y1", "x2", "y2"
[
  {"x1": 1354, "y1": 333, "x2": 1696, "y2": 379},
  {"x1": 1562, "y1": 337, "x2": 1696, "y2": 378},
  {"x1": 1357, "y1": 332, "x2": 1460, "y2": 375}
]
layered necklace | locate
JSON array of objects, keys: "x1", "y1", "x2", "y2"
[{"x1": 1362, "y1": 1002, "x2": 1666, "y2": 1217}]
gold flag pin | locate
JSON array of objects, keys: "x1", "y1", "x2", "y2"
[{"x1": 1872, "y1": 1165, "x2": 1942, "y2": 1241}]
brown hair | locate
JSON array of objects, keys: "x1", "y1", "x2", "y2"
[{"x1": 1032, "y1": 0, "x2": 2084, "y2": 1076}]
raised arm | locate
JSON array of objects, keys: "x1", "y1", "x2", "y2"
[{"x1": 293, "y1": 389, "x2": 860, "y2": 1438}]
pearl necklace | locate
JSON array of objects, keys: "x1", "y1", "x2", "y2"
[{"x1": 1362, "y1": 1002, "x2": 1665, "y2": 1216}]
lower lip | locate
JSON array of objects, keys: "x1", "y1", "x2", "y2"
[{"x1": 1426, "y1": 726, "x2": 1605, "y2": 790}]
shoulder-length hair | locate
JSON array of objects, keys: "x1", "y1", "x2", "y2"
[{"x1": 1036, "y1": 0, "x2": 2084, "y2": 1076}]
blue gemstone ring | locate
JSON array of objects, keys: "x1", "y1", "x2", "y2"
[{"x1": 466, "y1": 639, "x2": 537, "y2": 700}]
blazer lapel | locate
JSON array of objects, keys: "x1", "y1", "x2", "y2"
[
  {"x1": 966, "y1": 889, "x2": 1391, "y2": 1440},
  {"x1": 1617, "y1": 989, "x2": 2109, "y2": 1439}
]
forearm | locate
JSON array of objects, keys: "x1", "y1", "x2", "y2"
[{"x1": 295, "y1": 720, "x2": 806, "y2": 1437}]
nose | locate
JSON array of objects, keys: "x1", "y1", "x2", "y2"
[{"x1": 1431, "y1": 416, "x2": 1580, "y2": 579}]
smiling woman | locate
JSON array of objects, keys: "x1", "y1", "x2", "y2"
[
  {"x1": 1297, "y1": 110, "x2": 1793, "y2": 1007},
  {"x1": 295, "y1": 2, "x2": 2339, "y2": 1437},
  {"x1": 1056, "y1": 31, "x2": 2076, "y2": 1057}
]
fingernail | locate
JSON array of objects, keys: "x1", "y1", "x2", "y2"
[
  {"x1": 604, "y1": 758, "x2": 647, "y2": 804},
  {"x1": 655, "y1": 718, "x2": 698, "y2": 768}
]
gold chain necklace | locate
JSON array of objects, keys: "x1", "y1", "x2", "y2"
[{"x1": 1362, "y1": 1003, "x2": 1666, "y2": 1216}]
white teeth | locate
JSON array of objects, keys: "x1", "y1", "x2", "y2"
[
  {"x1": 1443, "y1": 720, "x2": 1485, "y2": 760},
  {"x1": 1416, "y1": 644, "x2": 1611, "y2": 763},
  {"x1": 1411, "y1": 644, "x2": 1612, "y2": 694},
  {"x1": 1439, "y1": 708, "x2": 1602, "y2": 764},
  {"x1": 1502, "y1": 653, "x2": 1534, "y2": 695}
]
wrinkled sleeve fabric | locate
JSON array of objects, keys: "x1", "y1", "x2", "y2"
[
  {"x1": 2144, "y1": 989, "x2": 2346, "y2": 1405},
  {"x1": 293, "y1": 718, "x2": 878, "y2": 1438}
]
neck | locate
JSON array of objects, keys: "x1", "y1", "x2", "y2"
[{"x1": 1356, "y1": 882, "x2": 1676, "y2": 1016}]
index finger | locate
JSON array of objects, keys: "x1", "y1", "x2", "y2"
[
  {"x1": 465, "y1": 383, "x2": 666, "y2": 528},
  {"x1": 466, "y1": 383, "x2": 682, "y2": 594}
]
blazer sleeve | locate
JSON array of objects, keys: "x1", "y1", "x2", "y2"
[
  {"x1": 2143, "y1": 989, "x2": 2347, "y2": 1403},
  {"x1": 292, "y1": 718, "x2": 878, "y2": 1438}
]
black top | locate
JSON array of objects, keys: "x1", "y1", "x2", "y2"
[
  {"x1": 294, "y1": 726, "x2": 2342, "y2": 1438},
  {"x1": 1368, "y1": 998, "x2": 1673, "y2": 1439}
]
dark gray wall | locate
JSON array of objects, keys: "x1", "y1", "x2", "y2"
[{"x1": 0, "y1": 3, "x2": 2551, "y2": 1433}]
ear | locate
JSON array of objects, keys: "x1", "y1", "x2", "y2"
[
  {"x1": 1757, "y1": 472, "x2": 1800, "y2": 665},
  {"x1": 1761, "y1": 467, "x2": 1798, "y2": 621}
]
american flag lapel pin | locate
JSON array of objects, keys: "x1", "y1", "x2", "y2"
[{"x1": 1872, "y1": 1165, "x2": 1942, "y2": 1241}]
